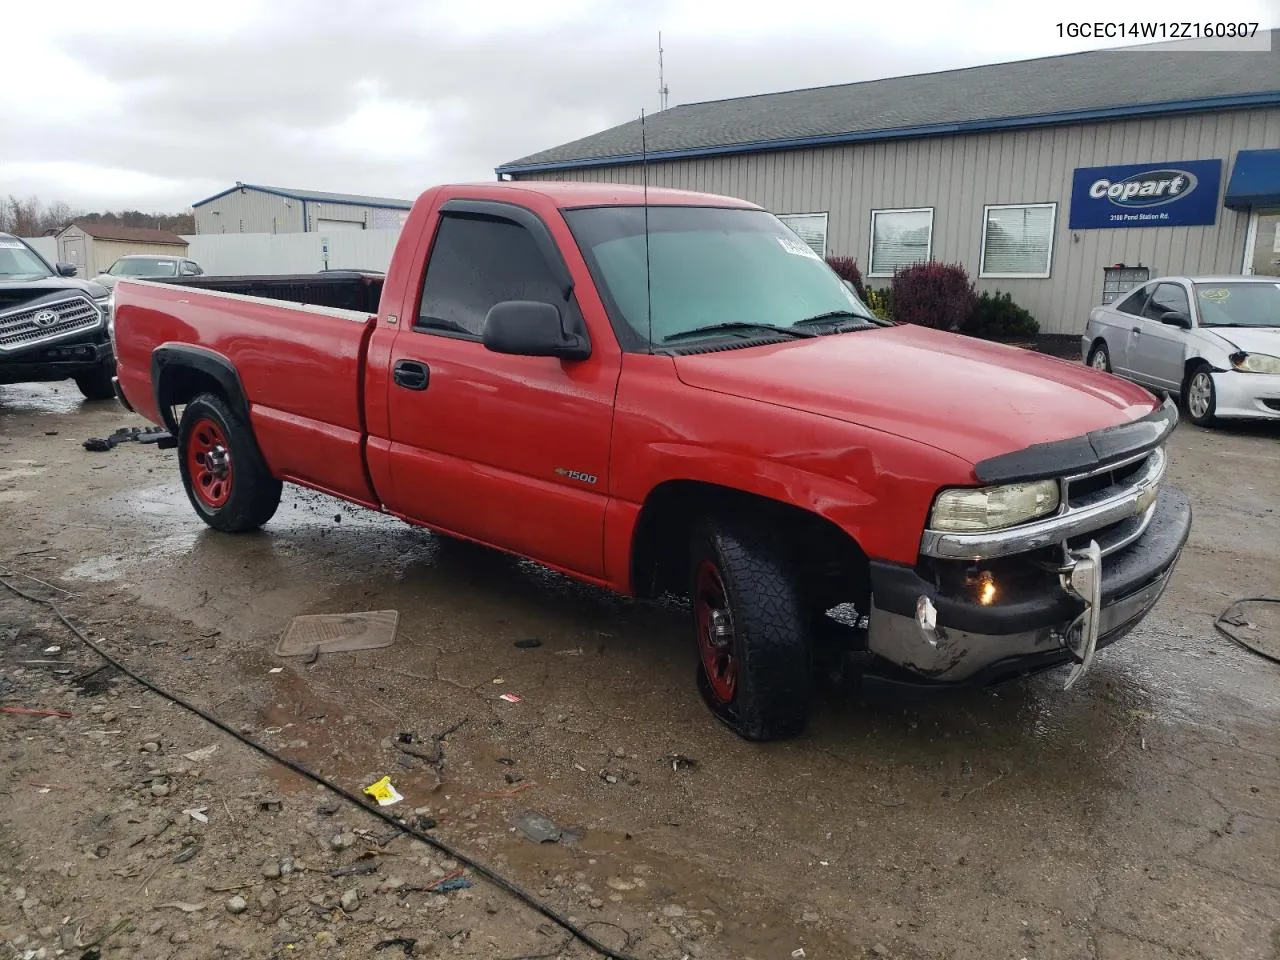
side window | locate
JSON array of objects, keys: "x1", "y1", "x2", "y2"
[
  {"x1": 416, "y1": 214, "x2": 569, "y2": 337},
  {"x1": 180, "y1": 261, "x2": 199, "y2": 276},
  {"x1": 1142, "y1": 283, "x2": 1190, "y2": 320},
  {"x1": 1115, "y1": 286, "x2": 1151, "y2": 316}
]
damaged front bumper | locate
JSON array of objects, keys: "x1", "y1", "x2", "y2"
[
  {"x1": 0, "y1": 338, "x2": 114, "y2": 385},
  {"x1": 864, "y1": 483, "x2": 1191, "y2": 690}
]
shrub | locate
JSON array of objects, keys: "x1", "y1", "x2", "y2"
[
  {"x1": 962, "y1": 290, "x2": 1040, "y2": 340},
  {"x1": 824, "y1": 256, "x2": 867, "y2": 302},
  {"x1": 889, "y1": 262, "x2": 977, "y2": 331},
  {"x1": 865, "y1": 287, "x2": 893, "y2": 322}
]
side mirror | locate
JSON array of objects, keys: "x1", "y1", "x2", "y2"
[
  {"x1": 482, "y1": 300, "x2": 590, "y2": 361},
  {"x1": 1159, "y1": 310, "x2": 1191, "y2": 329},
  {"x1": 56, "y1": 262, "x2": 77, "y2": 277}
]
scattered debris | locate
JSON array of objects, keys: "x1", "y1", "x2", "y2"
[
  {"x1": 1, "y1": 705, "x2": 72, "y2": 718},
  {"x1": 184, "y1": 807, "x2": 209, "y2": 824},
  {"x1": 159, "y1": 901, "x2": 205, "y2": 914},
  {"x1": 83, "y1": 426, "x2": 172, "y2": 452},
  {"x1": 258, "y1": 798, "x2": 283, "y2": 812},
  {"x1": 274, "y1": 610, "x2": 399, "y2": 657},
  {"x1": 1215, "y1": 596, "x2": 1280, "y2": 664},
  {"x1": 43, "y1": 644, "x2": 62, "y2": 654},
  {"x1": 499, "y1": 693, "x2": 523, "y2": 703},
  {"x1": 374, "y1": 937, "x2": 418, "y2": 956},
  {"x1": 362, "y1": 775, "x2": 403, "y2": 806},
  {"x1": 791, "y1": 949, "x2": 806, "y2": 959},
  {"x1": 409, "y1": 814, "x2": 437, "y2": 833},
  {"x1": 340, "y1": 888, "x2": 360, "y2": 913},
  {"x1": 267, "y1": 667, "x2": 283, "y2": 674},
  {"x1": 172, "y1": 844, "x2": 200, "y2": 864},
  {"x1": 225, "y1": 895, "x2": 248, "y2": 915},
  {"x1": 554, "y1": 647, "x2": 584, "y2": 657},
  {"x1": 512, "y1": 811, "x2": 565, "y2": 844},
  {"x1": 663, "y1": 754, "x2": 699, "y2": 771},
  {"x1": 514, "y1": 638, "x2": 543, "y2": 649},
  {"x1": 330, "y1": 832, "x2": 357, "y2": 851},
  {"x1": 328, "y1": 860, "x2": 380, "y2": 878},
  {"x1": 182, "y1": 745, "x2": 218, "y2": 762}
]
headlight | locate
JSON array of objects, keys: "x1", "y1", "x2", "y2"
[
  {"x1": 1230, "y1": 352, "x2": 1280, "y2": 374},
  {"x1": 95, "y1": 293, "x2": 115, "y2": 341},
  {"x1": 930, "y1": 480, "x2": 1060, "y2": 532}
]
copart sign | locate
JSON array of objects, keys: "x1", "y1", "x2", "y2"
[{"x1": 1069, "y1": 159, "x2": 1222, "y2": 229}]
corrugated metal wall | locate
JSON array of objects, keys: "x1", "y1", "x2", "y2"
[
  {"x1": 194, "y1": 189, "x2": 411, "y2": 235},
  {"x1": 519, "y1": 108, "x2": 1280, "y2": 334},
  {"x1": 194, "y1": 188, "x2": 302, "y2": 235}
]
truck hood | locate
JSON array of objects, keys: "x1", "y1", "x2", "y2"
[
  {"x1": 0, "y1": 276, "x2": 109, "y2": 309},
  {"x1": 673, "y1": 324, "x2": 1160, "y2": 467},
  {"x1": 1203, "y1": 325, "x2": 1280, "y2": 355}
]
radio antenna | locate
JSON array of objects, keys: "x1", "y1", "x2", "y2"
[{"x1": 641, "y1": 108, "x2": 654, "y2": 354}]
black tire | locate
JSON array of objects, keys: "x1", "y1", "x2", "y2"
[
  {"x1": 689, "y1": 515, "x2": 811, "y2": 741},
  {"x1": 178, "y1": 392, "x2": 282, "y2": 532},
  {"x1": 1087, "y1": 341, "x2": 1111, "y2": 373},
  {"x1": 1182, "y1": 363, "x2": 1217, "y2": 427},
  {"x1": 75, "y1": 364, "x2": 116, "y2": 401}
]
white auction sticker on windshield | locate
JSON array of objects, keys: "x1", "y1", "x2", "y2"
[
  {"x1": 776, "y1": 235, "x2": 820, "y2": 259},
  {"x1": 0, "y1": 241, "x2": 25, "y2": 249}
]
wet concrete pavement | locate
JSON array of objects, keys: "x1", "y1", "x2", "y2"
[{"x1": 2, "y1": 381, "x2": 1279, "y2": 959}]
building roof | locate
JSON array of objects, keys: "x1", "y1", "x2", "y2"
[
  {"x1": 62, "y1": 222, "x2": 187, "y2": 245},
  {"x1": 499, "y1": 32, "x2": 1280, "y2": 174},
  {"x1": 193, "y1": 183, "x2": 414, "y2": 210}
]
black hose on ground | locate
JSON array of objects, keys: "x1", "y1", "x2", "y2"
[
  {"x1": 0, "y1": 570, "x2": 642, "y2": 960},
  {"x1": 1214, "y1": 596, "x2": 1280, "y2": 665}
]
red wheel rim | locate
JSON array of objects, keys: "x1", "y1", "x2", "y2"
[
  {"x1": 694, "y1": 560, "x2": 736, "y2": 704},
  {"x1": 186, "y1": 417, "x2": 233, "y2": 508}
]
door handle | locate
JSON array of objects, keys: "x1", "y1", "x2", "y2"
[
  {"x1": 1132, "y1": 326, "x2": 1142, "y2": 334},
  {"x1": 392, "y1": 359, "x2": 429, "y2": 391}
]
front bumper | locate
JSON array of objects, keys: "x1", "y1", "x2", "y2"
[
  {"x1": 865, "y1": 484, "x2": 1191, "y2": 686},
  {"x1": 0, "y1": 339, "x2": 114, "y2": 384},
  {"x1": 1210, "y1": 370, "x2": 1280, "y2": 420}
]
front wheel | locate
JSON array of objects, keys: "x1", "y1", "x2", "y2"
[
  {"x1": 1183, "y1": 365, "x2": 1217, "y2": 427},
  {"x1": 75, "y1": 365, "x2": 116, "y2": 401},
  {"x1": 178, "y1": 392, "x2": 282, "y2": 532},
  {"x1": 689, "y1": 516, "x2": 811, "y2": 741}
]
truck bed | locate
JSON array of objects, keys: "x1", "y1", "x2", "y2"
[
  {"x1": 113, "y1": 277, "x2": 379, "y2": 505},
  {"x1": 163, "y1": 270, "x2": 385, "y2": 314}
]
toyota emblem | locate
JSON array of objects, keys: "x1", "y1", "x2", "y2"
[{"x1": 33, "y1": 309, "x2": 59, "y2": 328}]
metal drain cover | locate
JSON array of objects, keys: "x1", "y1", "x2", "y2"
[{"x1": 274, "y1": 610, "x2": 399, "y2": 657}]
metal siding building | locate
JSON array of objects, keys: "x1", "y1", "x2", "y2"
[
  {"x1": 499, "y1": 37, "x2": 1280, "y2": 336},
  {"x1": 193, "y1": 184, "x2": 413, "y2": 235}
]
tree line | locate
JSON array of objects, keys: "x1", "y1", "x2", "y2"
[{"x1": 0, "y1": 195, "x2": 195, "y2": 237}]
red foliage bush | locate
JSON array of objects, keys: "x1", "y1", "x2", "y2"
[
  {"x1": 889, "y1": 262, "x2": 977, "y2": 330},
  {"x1": 824, "y1": 256, "x2": 868, "y2": 302}
]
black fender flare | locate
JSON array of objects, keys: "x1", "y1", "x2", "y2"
[{"x1": 151, "y1": 344, "x2": 250, "y2": 434}]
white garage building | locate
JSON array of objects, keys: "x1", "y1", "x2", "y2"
[{"x1": 192, "y1": 183, "x2": 413, "y2": 235}]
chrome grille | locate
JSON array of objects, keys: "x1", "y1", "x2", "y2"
[
  {"x1": 0, "y1": 296, "x2": 102, "y2": 352},
  {"x1": 1059, "y1": 448, "x2": 1164, "y2": 557}
]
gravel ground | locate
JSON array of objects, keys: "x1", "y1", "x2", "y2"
[{"x1": 1, "y1": 381, "x2": 1278, "y2": 960}]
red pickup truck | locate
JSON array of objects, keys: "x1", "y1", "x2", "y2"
[{"x1": 112, "y1": 181, "x2": 1191, "y2": 740}]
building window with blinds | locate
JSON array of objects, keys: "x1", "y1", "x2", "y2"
[
  {"x1": 868, "y1": 208, "x2": 933, "y2": 277},
  {"x1": 980, "y1": 203, "x2": 1057, "y2": 279},
  {"x1": 776, "y1": 213, "x2": 828, "y2": 257}
]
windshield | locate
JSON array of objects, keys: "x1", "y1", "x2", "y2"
[
  {"x1": 108, "y1": 257, "x2": 178, "y2": 277},
  {"x1": 1194, "y1": 282, "x2": 1280, "y2": 328},
  {"x1": 0, "y1": 238, "x2": 54, "y2": 281},
  {"x1": 564, "y1": 206, "x2": 876, "y2": 347}
]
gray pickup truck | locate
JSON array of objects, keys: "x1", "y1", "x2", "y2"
[{"x1": 0, "y1": 233, "x2": 115, "y2": 399}]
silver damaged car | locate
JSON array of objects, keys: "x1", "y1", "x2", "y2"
[{"x1": 1082, "y1": 276, "x2": 1280, "y2": 426}]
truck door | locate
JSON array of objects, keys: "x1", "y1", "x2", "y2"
[{"x1": 381, "y1": 206, "x2": 619, "y2": 579}]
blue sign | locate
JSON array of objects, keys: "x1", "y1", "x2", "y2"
[{"x1": 1069, "y1": 159, "x2": 1222, "y2": 229}]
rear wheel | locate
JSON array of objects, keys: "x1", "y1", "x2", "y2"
[
  {"x1": 75, "y1": 365, "x2": 115, "y2": 401},
  {"x1": 178, "y1": 392, "x2": 281, "y2": 532},
  {"x1": 1183, "y1": 364, "x2": 1217, "y2": 427},
  {"x1": 689, "y1": 515, "x2": 811, "y2": 741},
  {"x1": 1087, "y1": 341, "x2": 1111, "y2": 373}
]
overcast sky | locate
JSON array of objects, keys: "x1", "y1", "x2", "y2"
[{"x1": 4, "y1": 0, "x2": 1277, "y2": 213}]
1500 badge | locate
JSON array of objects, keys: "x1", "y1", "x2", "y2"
[{"x1": 554, "y1": 467, "x2": 598, "y2": 485}]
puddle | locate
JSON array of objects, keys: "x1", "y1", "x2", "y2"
[{"x1": 0, "y1": 383, "x2": 89, "y2": 416}]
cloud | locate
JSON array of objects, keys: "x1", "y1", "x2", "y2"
[{"x1": 3, "y1": 0, "x2": 1275, "y2": 213}]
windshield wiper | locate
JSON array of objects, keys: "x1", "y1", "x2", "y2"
[
  {"x1": 662, "y1": 322, "x2": 817, "y2": 343},
  {"x1": 792, "y1": 310, "x2": 884, "y2": 331}
]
